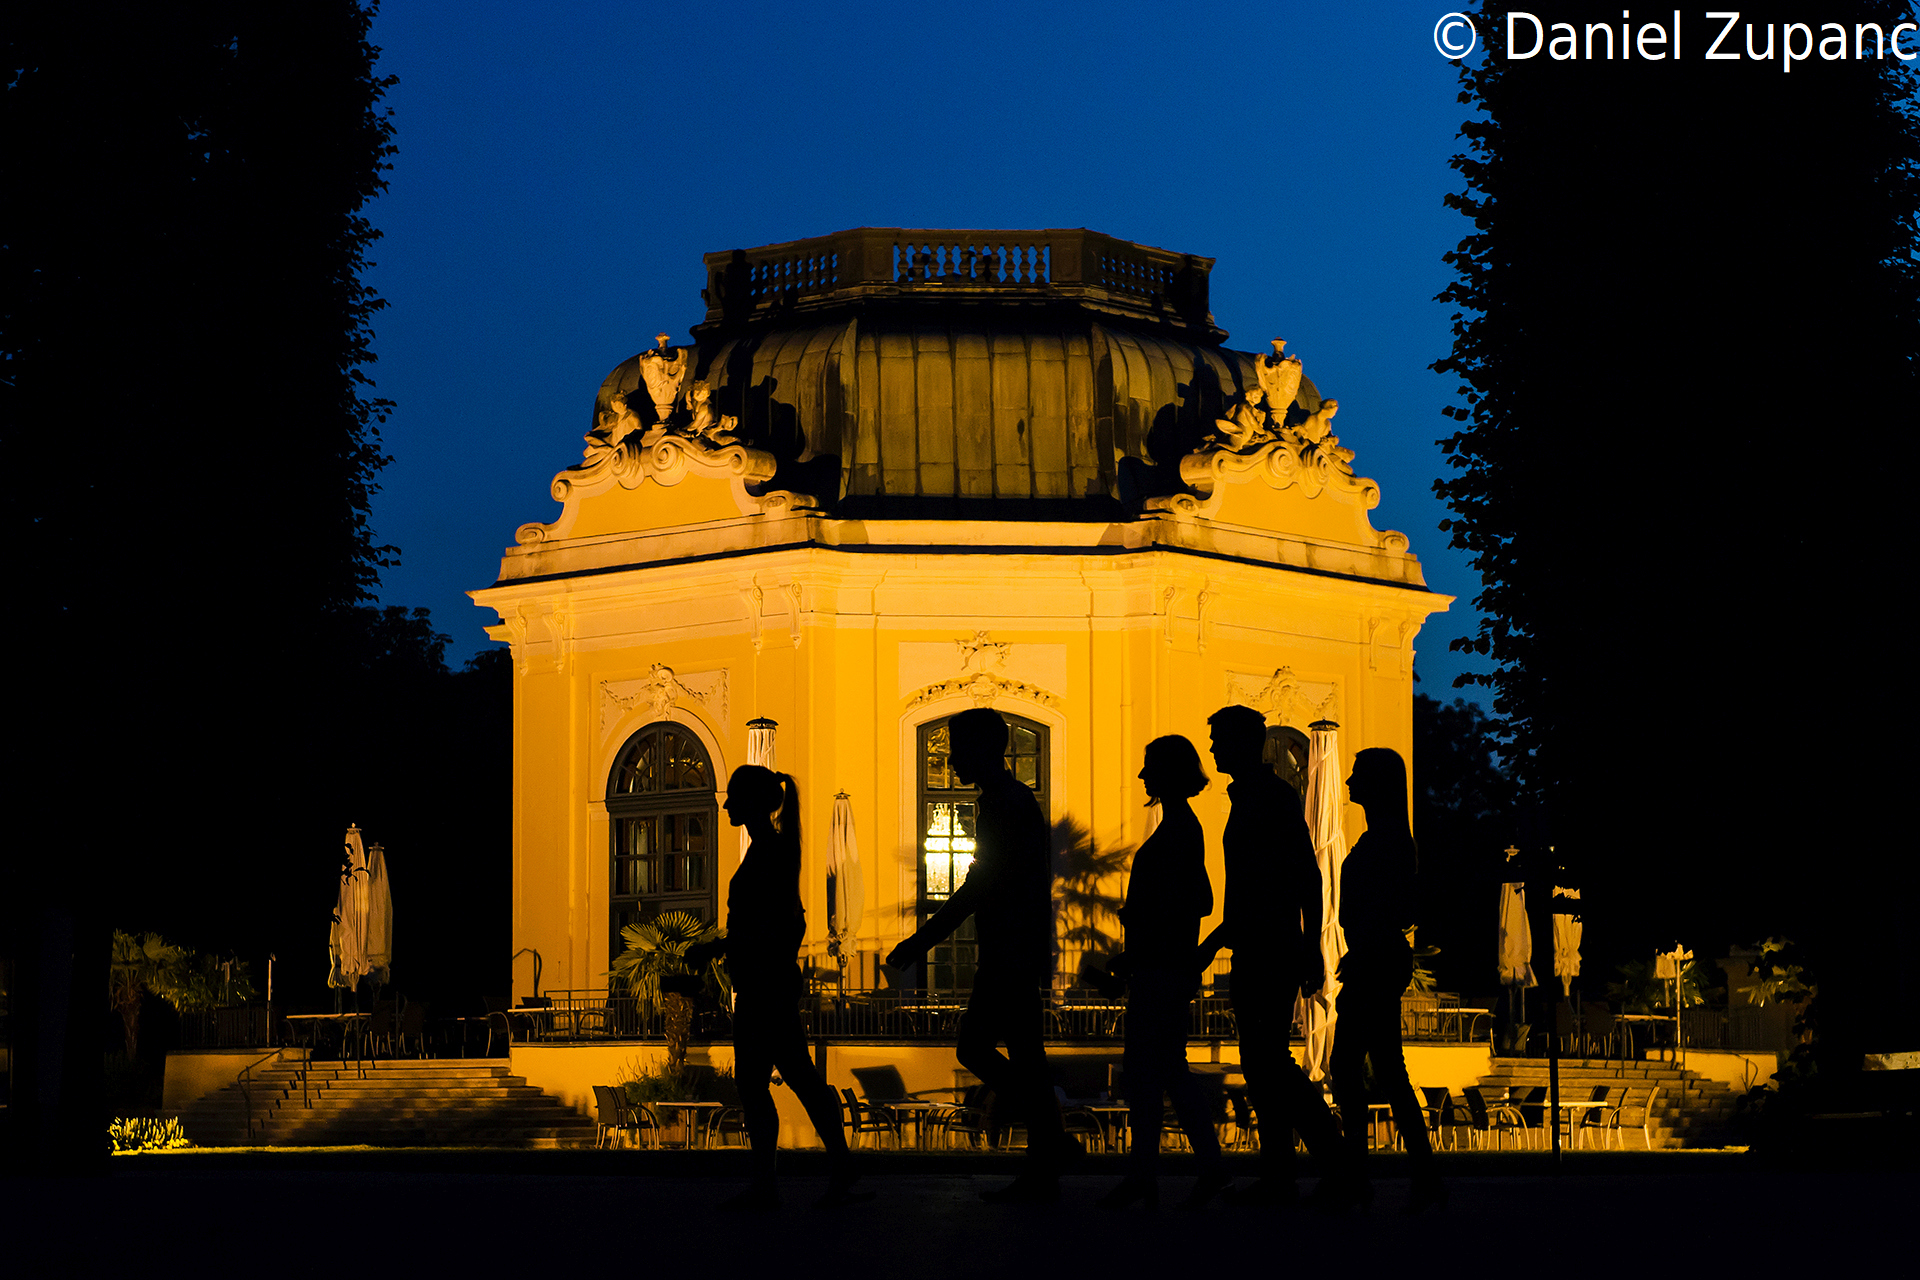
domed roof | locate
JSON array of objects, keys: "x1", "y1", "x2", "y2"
[{"x1": 595, "y1": 228, "x2": 1320, "y2": 515}]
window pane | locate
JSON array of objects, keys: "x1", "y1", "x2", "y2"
[
  {"x1": 927, "y1": 803, "x2": 953, "y2": 837},
  {"x1": 926, "y1": 855, "x2": 950, "y2": 897},
  {"x1": 619, "y1": 737, "x2": 658, "y2": 794},
  {"x1": 1013, "y1": 754, "x2": 1038, "y2": 788},
  {"x1": 952, "y1": 852, "x2": 975, "y2": 885},
  {"x1": 952, "y1": 804, "x2": 975, "y2": 837},
  {"x1": 686, "y1": 814, "x2": 705, "y2": 852},
  {"x1": 924, "y1": 837, "x2": 950, "y2": 853},
  {"x1": 688, "y1": 852, "x2": 706, "y2": 891},
  {"x1": 1012, "y1": 725, "x2": 1037, "y2": 754}
]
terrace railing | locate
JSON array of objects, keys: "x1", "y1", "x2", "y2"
[
  {"x1": 699, "y1": 227, "x2": 1220, "y2": 337},
  {"x1": 529, "y1": 987, "x2": 1481, "y2": 1045},
  {"x1": 175, "y1": 1003, "x2": 276, "y2": 1049}
]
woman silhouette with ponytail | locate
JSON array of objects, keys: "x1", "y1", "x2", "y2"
[
  {"x1": 1332, "y1": 747, "x2": 1443, "y2": 1213},
  {"x1": 685, "y1": 765, "x2": 866, "y2": 1210}
]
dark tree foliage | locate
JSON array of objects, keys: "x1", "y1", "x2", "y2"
[
  {"x1": 3, "y1": 6, "x2": 411, "y2": 1159},
  {"x1": 1433, "y1": 3, "x2": 1919, "y2": 1051},
  {"x1": 1412, "y1": 694, "x2": 1515, "y2": 996}
]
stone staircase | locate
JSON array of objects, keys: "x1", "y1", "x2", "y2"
[
  {"x1": 175, "y1": 1056, "x2": 597, "y2": 1148},
  {"x1": 1474, "y1": 1057, "x2": 1740, "y2": 1150}
]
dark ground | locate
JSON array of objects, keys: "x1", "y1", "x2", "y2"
[{"x1": 4, "y1": 1150, "x2": 1909, "y2": 1275}]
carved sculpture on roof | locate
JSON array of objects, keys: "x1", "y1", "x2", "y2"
[
  {"x1": 684, "y1": 379, "x2": 740, "y2": 448},
  {"x1": 517, "y1": 332, "x2": 820, "y2": 545},
  {"x1": 1150, "y1": 337, "x2": 1377, "y2": 522},
  {"x1": 637, "y1": 333, "x2": 692, "y2": 422}
]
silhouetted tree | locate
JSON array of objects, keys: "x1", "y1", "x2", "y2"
[
  {"x1": 1433, "y1": 3, "x2": 1918, "y2": 1058},
  {"x1": 2, "y1": 3, "x2": 398, "y2": 1162},
  {"x1": 1412, "y1": 693, "x2": 1513, "y2": 994}
]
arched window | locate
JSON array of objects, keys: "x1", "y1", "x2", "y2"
[
  {"x1": 608, "y1": 722, "x2": 717, "y2": 957},
  {"x1": 915, "y1": 713, "x2": 1049, "y2": 991},
  {"x1": 1264, "y1": 724, "x2": 1310, "y2": 804}
]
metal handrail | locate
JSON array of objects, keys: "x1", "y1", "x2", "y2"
[{"x1": 237, "y1": 1047, "x2": 306, "y2": 1142}]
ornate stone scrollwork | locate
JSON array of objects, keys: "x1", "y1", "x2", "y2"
[
  {"x1": 515, "y1": 332, "x2": 826, "y2": 545},
  {"x1": 1144, "y1": 337, "x2": 1383, "y2": 522},
  {"x1": 600, "y1": 664, "x2": 729, "y2": 739},
  {"x1": 1225, "y1": 665, "x2": 1340, "y2": 728},
  {"x1": 906, "y1": 672, "x2": 1061, "y2": 711}
]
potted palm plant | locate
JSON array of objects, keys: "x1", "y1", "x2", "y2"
[{"x1": 609, "y1": 911, "x2": 728, "y2": 1070}]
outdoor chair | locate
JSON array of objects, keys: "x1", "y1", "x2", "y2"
[
  {"x1": 842, "y1": 1087, "x2": 901, "y2": 1149},
  {"x1": 935, "y1": 1102, "x2": 990, "y2": 1151},
  {"x1": 1513, "y1": 1086, "x2": 1547, "y2": 1144},
  {"x1": 1420, "y1": 1087, "x2": 1463, "y2": 1151},
  {"x1": 396, "y1": 1000, "x2": 427, "y2": 1057},
  {"x1": 1461, "y1": 1086, "x2": 1527, "y2": 1150},
  {"x1": 706, "y1": 1105, "x2": 748, "y2": 1148},
  {"x1": 484, "y1": 1010, "x2": 514, "y2": 1056},
  {"x1": 1575, "y1": 1085, "x2": 1617, "y2": 1148},
  {"x1": 593, "y1": 1085, "x2": 624, "y2": 1148},
  {"x1": 1582, "y1": 1001, "x2": 1620, "y2": 1060},
  {"x1": 1606, "y1": 1085, "x2": 1658, "y2": 1150},
  {"x1": 616, "y1": 1093, "x2": 661, "y2": 1149},
  {"x1": 1062, "y1": 1106, "x2": 1103, "y2": 1153},
  {"x1": 1222, "y1": 1087, "x2": 1258, "y2": 1152},
  {"x1": 1554, "y1": 1001, "x2": 1580, "y2": 1056},
  {"x1": 364, "y1": 1002, "x2": 395, "y2": 1058}
]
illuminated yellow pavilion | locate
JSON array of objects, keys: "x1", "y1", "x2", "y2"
[{"x1": 470, "y1": 227, "x2": 1450, "y2": 1005}]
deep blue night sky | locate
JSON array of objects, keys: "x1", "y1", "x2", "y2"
[{"x1": 362, "y1": 1, "x2": 1490, "y2": 696}]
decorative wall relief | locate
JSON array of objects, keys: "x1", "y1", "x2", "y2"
[
  {"x1": 1225, "y1": 666, "x2": 1340, "y2": 729},
  {"x1": 905, "y1": 673, "x2": 1062, "y2": 711},
  {"x1": 900, "y1": 632, "x2": 1064, "y2": 711},
  {"x1": 600, "y1": 665, "x2": 729, "y2": 740}
]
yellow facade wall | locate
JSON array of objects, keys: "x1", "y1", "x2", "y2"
[{"x1": 476, "y1": 460, "x2": 1449, "y2": 1002}]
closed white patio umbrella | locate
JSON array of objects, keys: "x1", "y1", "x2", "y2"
[
  {"x1": 329, "y1": 826, "x2": 370, "y2": 990},
  {"x1": 828, "y1": 792, "x2": 863, "y2": 983},
  {"x1": 1299, "y1": 720, "x2": 1349, "y2": 1082},
  {"x1": 329, "y1": 825, "x2": 392, "y2": 992},
  {"x1": 1552, "y1": 886, "x2": 1582, "y2": 997},
  {"x1": 1498, "y1": 879, "x2": 1537, "y2": 988},
  {"x1": 365, "y1": 841, "x2": 393, "y2": 987}
]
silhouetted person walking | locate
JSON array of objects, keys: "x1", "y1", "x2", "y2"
[
  {"x1": 686, "y1": 766, "x2": 865, "y2": 1210},
  {"x1": 1332, "y1": 746, "x2": 1442, "y2": 1212},
  {"x1": 1199, "y1": 705, "x2": 1346, "y2": 1205},
  {"x1": 1099, "y1": 735, "x2": 1228, "y2": 1210},
  {"x1": 888, "y1": 708, "x2": 1069, "y2": 1203}
]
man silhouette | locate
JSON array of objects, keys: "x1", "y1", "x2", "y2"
[
  {"x1": 888, "y1": 708, "x2": 1069, "y2": 1203},
  {"x1": 1198, "y1": 704, "x2": 1346, "y2": 1204}
]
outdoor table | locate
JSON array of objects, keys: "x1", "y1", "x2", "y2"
[
  {"x1": 1618, "y1": 1012, "x2": 1681, "y2": 1063},
  {"x1": 879, "y1": 1099, "x2": 942, "y2": 1149},
  {"x1": 283, "y1": 1012, "x2": 372, "y2": 1064},
  {"x1": 649, "y1": 1099, "x2": 724, "y2": 1148},
  {"x1": 1440, "y1": 1008, "x2": 1495, "y2": 1043},
  {"x1": 504, "y1": 1006, "x2": 553, "y2": 1041},
  {"x1": 1366, "y1": 1102, "x2": 1398, "y2": 1150},
  {"x1": 1085, "y1": 1104, "x2": 1130, "y2": 1154},
  {"x1": 1550, "y1": 1099, "x2": 1611, "y2": 1147},
  {"x1": 895, "y1": 1003, "x2": 967, "y2": 1036},
  {"x1": 1058, "y1": 1002, "x2": 1128, "y2": 1036}
]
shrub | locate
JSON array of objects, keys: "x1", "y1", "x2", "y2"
[{"x1": 109, "y1": 1117, "x2": 192, "y2": 1152}]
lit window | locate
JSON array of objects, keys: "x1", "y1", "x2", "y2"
[
  {"x1": 915, "y1": 715, "x2": 1047, "y2": 990},
  {"x1": 608, "y1": 723, "x2": 717, "y2": 958}
]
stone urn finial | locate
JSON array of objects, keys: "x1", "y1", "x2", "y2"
[
  {"x1": 1269, "y1": 338, "x2": 1287, "y2": 357},
  {"x1": 655, "y1": 332, "x2": 672, "y2": 349}
]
